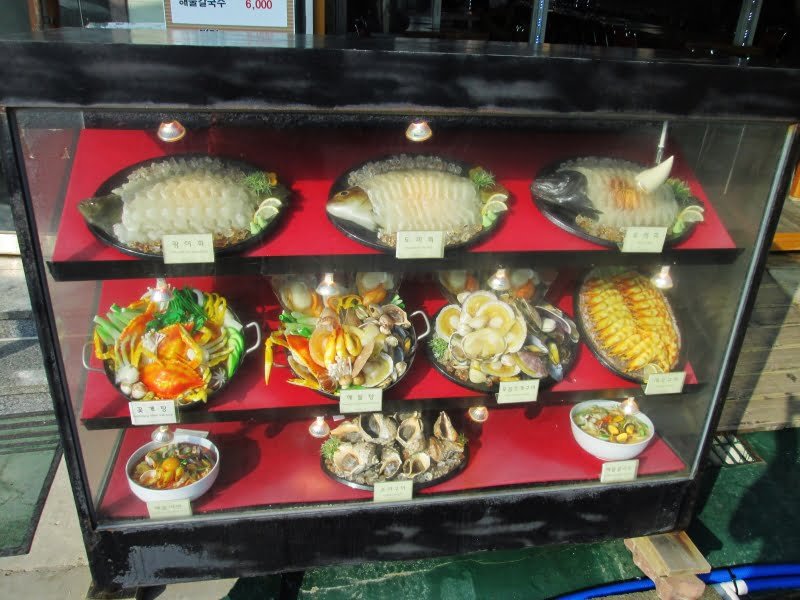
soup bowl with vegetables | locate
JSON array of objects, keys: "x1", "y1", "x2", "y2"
[
  {"x1": 570, "y1": 400, "x2": 654, "y2": 461},
  {"x1": 126, "y1": 434, "x2": 220, "y2": 503}
]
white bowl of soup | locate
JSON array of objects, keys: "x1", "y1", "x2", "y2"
[
  {"x1": 570, "y1": 400, "x2": 654, "y2": 461},
  {"x1": 126, "y1": 434, "x2": 219, "y2": 503}
]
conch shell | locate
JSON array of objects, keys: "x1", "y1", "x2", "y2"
[
  {"x1": 433, "y1": 411, "x2": 458, "y2": 442},
  {"x1": 378, "y1": 445, "x2": 402, "y2": 479},
  {"x1": 402, "y1": 452, "x2": 431, "y2": 479},
  {"x1": 359, "y1": 413, "x2": 398, "y2": 445},
  {"x1": 332, "y1": 441, "x2": 377, "y2": 477},
  {"x1": 396, "y1": 414, "x2": 426, "y2": 459}
]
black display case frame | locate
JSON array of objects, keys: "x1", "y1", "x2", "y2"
[{"x1": 0, "y1": 28, "x2": 798, "y2": 595}]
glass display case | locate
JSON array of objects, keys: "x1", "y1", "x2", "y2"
[{"x1": 1, "y1": 28, "x2": 798, "y2": 595}]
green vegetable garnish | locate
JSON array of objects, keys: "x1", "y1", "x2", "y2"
[
  {"x1": 429, "y1": 337, "x2": 448, "y2": 361},
  {"x1": 278, "y1": 311, "x2": 296, "y2": 324},
  {"x1": 469, "y1": 167, "x2": 496, "y2": 190},
  {"x1": 147, "y1": 287, "x2": 207, "y2": 332},
  {"x1": 666, "y1": 178, "x2": 691, "y2": 204},
  {"x1": 390, "y1": 294, "x2": 405, "y2": 309},
  {"x1": 457, "y1": 433, "x2": 468, "y2": 447},
  {"x1": 243, "y1": 171, "x2": 277, "y2": 196},
  {"x1": 321, "y1": 437, "x2": 340, "y2": 462}
]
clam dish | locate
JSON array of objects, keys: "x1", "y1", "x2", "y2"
[
  {"x1": 320, "y1": 411, "x2": 467, "y2": 490},
  {"x1": 576, "y1": 268, "x2": 681, "y2": 382},
  {"x1": 427, "y1": 289, "x2": 579, "y2": 392},
  {"x1": 326, "y1": 154, "x2": 510, "y2": 252}
]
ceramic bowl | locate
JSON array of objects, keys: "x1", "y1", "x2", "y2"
[
  {"x1": 569, "y1": 400, "x2": 655, "y2": 462},
  {"x1": 125, "y1": 434, "x2": 220, "y2": 503}
]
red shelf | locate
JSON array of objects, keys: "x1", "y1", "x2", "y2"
[
  {"x1": 97, "y1": 404, "x2": 687, "y2": 520},
  {"x1": 53, "y1": 128, "x2": 735, "y2": 267},
  {"x1": 79, "y1": 275, "x2": 698, "y2": 427}
]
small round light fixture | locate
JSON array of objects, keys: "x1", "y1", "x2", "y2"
[
  {"x1": 151, "y1": 425, "x2": 174, "y2": 443},
  {"x1": 620, "y1": 396, "x2": 640, "y2": 416},
  {"x1": 309, "y1": 416, "x2": 330, "y2": 438},
  {"x1": 149, "y1": 278, "x2": 173, "y2": 306},
  {"x1": 316, "y1": 272, "x2": 344, "y2": 306},
  {"x1": 468, "y1": 406, "x2": 489, "y2": 423},
  {"x1": 651, "y1": 266, "x2": 673, "y2": 290},
  {"x1": 406, "y1": 120, "x2": 433, "y2": 142},
  {"x1": 487, "y1": 267, "x2": 511, "y2": 293},
  {"x1": 157, "y1": 120, "x2": 186, "y2": 143}
]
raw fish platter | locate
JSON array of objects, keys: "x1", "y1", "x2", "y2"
[
  {"x1": 531, "y1": 156, "x2": 706, "y2": 247},
  {"x1": 326, "y1": 154, "x2": 510, "y2": 251},
  {"x1": 78, "y1": 155, "x2": 290, "y2": 257},
  {"x1": 576, "y1": 268, "x2": 681, "y2": 382},
  {"x1": 320, "y1": 411, "x2": 467, "y2": 490}
]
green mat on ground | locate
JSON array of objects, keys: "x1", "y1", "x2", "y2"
[
  {"x1": 0, "y1": 411, "x2": 61, "y2": 557},
  {"x1": 224, "y1": 428, "x2": 800, "y2": 600}
]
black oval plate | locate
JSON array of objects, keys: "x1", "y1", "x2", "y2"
[
  {"x1": 327, "y1": 154, "x2": 508, "y2": 253},
  {"x1": 85, "y1": 153, "x2": 290, "y2": 259},
  {"x1": 101, "y1": 299, "x2": 252, "y2": 410},
  {"x1": 573, "y1": 267, "x2": 685, "y2": 384},
  {"x1": 531, "y1": 157, "x2": 702, "y2": 249},
  {"x1": 285, "y1": 322, "x2": 420, "y2": 400},
  {"x1": 424, "y1": 305, "x2": 580, "y2": 393},
  {"x1": 321, "y1": 444, "x2": 469, "y2": 492}
]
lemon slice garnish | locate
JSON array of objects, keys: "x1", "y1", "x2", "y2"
[
  {"x1": 481, "y1": 200, "x2": 509, "y2": 216},
  {"x1": 254, "y1": 204, "x2": 279, "y2": 224},
  {"x1": 677, "y1": 205, "x2": 705, "y2": 223},
  {"x1": 260, "y1": 197, "x2": 283, "y2": 209},
  {"x1": 641, "y1": 362, "x2": 664, "y2": 383}
]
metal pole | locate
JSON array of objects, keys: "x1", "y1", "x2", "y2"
[
  {"x1": 733, "y1": 0, "x2": 763, "y2": 47},
  {"x1": 528, "y1": 0, "x2": 549, "y2": 47}
]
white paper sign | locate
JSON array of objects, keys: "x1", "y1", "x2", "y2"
[
  {"x1": 339, "y1": 388, "x2": 383, "y2": 413},
  {"x1": 147, "y1": 499, "x2": 193, "y2": 519},
  {"x1": 621, "y1": 227, "x2": 668, "y2": 253},
  {"x1": 373, "y1": 480, "x2": 413, "y2": 503},
  {"x1": 644, "y1": 371, "x2": 686, "y2": 395},
  {"x1": 600, "y1": 459, "x2": 639, "y2": 483},
  {"x1": 173, "y1": 428, "x2": 210, "y2": 438},
  {"x1": 129, "y1": 401, "x2": 178, "y2": 426},
  {"x1": 395, "y1": 231, "x2": 445, "y2": 259},
  {"x1": 162, "y1": 233, "x2": 215, "y2": 264},
  {"x1": 169, "y1": 0, "x2": 289, "y2": 28},
  {"x1": 497, "y1": 379, "x2": 540, "y2": 404}
]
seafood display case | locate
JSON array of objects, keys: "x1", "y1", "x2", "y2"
[{"x1": 1, "y1": 28, "x2": 799, "y2": 595}]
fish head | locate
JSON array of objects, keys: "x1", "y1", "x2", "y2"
[
  {"x1": 531, "y1": 170, "x2": 601, "y2": 220},
  {"x1": 77, "y1": 194, "x2": 123, "y2": 234},
  {"x1": 326, "y1": 186, "x2": 377, "y2": 231}
]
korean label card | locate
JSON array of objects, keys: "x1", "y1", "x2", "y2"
[
  {"x1": 162, "y1": 233, "x2": 215, "y2": 264},
  {"x1": 373, "y1": 480, "x2": 413, "y2": 503},
  {"x1": 621, "y1": 227, "x2": 668, "y2": 253},
  {"x1": 600, "y1": 459, "x2": 639, "y2": 483},
  {"x1": 497, "y1": 379, "x2": 540, "y2": 404},
  {"x1": 339, "y1": 388, "x2": 383, "y2": 413},
  {"x1": 129, "y1": 400, "x2": 178, "y2": 426},
  {"x1": 147, "y1": 499, "x2": 193, "y2": 519},
  {"x1": 644, "y1": 371, "x2": 686, "y2": 395},
  {"x1": 395, "y1": 231, "x2": 445, "y2": 259}
]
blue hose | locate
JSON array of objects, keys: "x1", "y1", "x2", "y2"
[{"x1": 554, "y1": 563, "x2": 800, "y2": 599}]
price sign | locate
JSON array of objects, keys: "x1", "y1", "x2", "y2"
[
  {"x1": 621, "y1": 227, "x2": 668, "y2": 253},
  {"x1": 339, "y1": 388, "x2": 383, "y2": 414},
  {"x1": 173, "y1": 428, "x2": 209, "y2": 438},
  {"x1": 644, "y1": 371, "x2": 686, "y2": 395},
  {"x1": 129, "y1": 401, "x2": 178, "y2": 426},
  {"x1": 395, "y1": 231, "x2": 445, "y2": 259},
  {"x1": 167, "y1": 0, "x2": 291, "y2": 29},
  {"x1": 600, "y1": 459, "x2": 639, "y2": 483},
  {"x1": 147, "y1": 499, "x2": 193, "y2": 519},
  {"x1": 497, "y1": 379, "x2": 540, "y2": 404},
  {"x1": 162, "y1": 234, "x2": 214, "y2": 264},
  {"x1": 373, "y1": 480, "x2": 413, "y2": 503}
]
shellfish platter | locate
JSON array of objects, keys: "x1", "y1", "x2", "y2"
[
  {"x1": 532, "y1": 156, "x2": 706, "y2": 248},
  {"x1": 575, "y1": 268, "x2": 683, "y2": 383},
  {"x1": 320, "y1": 411, "x2": 468, "y2": 490},
  {"x1": 426, "y1": 288, "x2": 579, "y2": 393},
  {"x1": 326, "y1": 154, "x2": 511, "y2": 253},
  {"x1": 85, "y1": 278, "x2": 260, "y2": 410},
  {"x1": 77, "y1": 154, "x2": 291, "y2": 259},
  {"x1": 265, "y1": 288, "x2": 431, "y2": 398}
]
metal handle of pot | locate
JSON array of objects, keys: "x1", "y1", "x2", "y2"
[
  {"x1": 244, "y1": 322, "x2": 263, "y2": 355},
  {"x1": 81, "y1": 341, "x2": 105, "y2": 373},
  {"x1": 409, "y1": 310, "x2": 431, "y2": 343}
]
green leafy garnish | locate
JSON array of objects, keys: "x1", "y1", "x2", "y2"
[
  {"x1": 146, "y1": 288, "x2": 206, "y2": 332},
  {"x1": 321, "y1": 437, "x2": 340, "y2": 462},
  {"x1": 666, "y1": 178, "x2": 691, "y2": 204},
  {"x1": 429, "y1": 337, "x2": 448, "y2": 361},
  {"x1": 469, "y1": 167, "x2": 496, "y2": 190},
  {"x1": 456, "y1": 433, "x2": 468, "y2": 447},
  {"x1": 243, "y1": 171, "x2": 277, "y2": 196},
  {"x1": 278, "y1": 311, "x2": 296, "y2": 324},
  {"x1": 482, "y1": 212, "x2": 498, "y2": 228},
  {"x1": 390, "y1": 294, "x2": 405, "y2": 309}
]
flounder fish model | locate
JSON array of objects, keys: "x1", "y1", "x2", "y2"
[
  {"x1": 532, "y1": 156, "x2": 705, "y2": 244},
  {"x1": 326, "y1": 155, "x2": 510, "y2": 248},
  {"x1": 78, "y1": 156, "x2": 289, "y2": 254}
]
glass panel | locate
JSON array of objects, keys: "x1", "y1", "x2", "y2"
[{"x1": 13, "y1": 107, "x2": 790, "y2": 525}]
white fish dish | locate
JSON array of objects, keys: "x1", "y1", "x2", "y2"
[
  {"x1": 326, "y1": 154, "x2": 510, "y2": 250},
  {"x1": 531, "y1": 156, "x2": 705, "y2": 245},
  {"x1": 78, "y1": 155, "x2": 290, "y2": 256}
]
